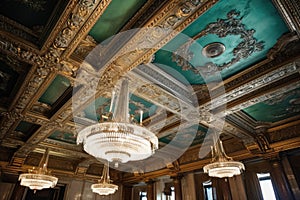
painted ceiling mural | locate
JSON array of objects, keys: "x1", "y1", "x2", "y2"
[{"x1": 0, "y1": 0, "x2": 300, "y2": 186}]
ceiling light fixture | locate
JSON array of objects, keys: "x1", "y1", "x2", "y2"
[
  {"x1": 91, "y1": 161, "x2": 118, "y2": 196},
  {"x1": 77, "y1": 77, "x2": 158, "y2": 167},
  {"x1": 19, "y1": 149, "x2": 58, "y2": 191},
  {"x1": 203, "y1": 136, "x2": 245, "y2": 178}
]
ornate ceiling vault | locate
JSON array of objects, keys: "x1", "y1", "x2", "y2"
[{"x1": 0, "y1": 0, "x2": 300, "y2": 185}]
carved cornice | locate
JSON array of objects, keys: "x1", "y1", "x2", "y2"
[
  {"x1": 227, "y1": 78, "x2": 300, "y2": 114},
  {"x1": 272, "y1": 0, "x2": 300, "y2": 37},
  {"x1": 268, "y1": 122, "x2": 300, "y2": 143}
]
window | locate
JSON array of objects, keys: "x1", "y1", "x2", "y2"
[
  {"x1": 140, "y1": 191, "x2": 147, "y2": 200},
  {"x1": 257, "y1": 173, "x2": 277, "y2": 200},
  {"x1": 203, "y1": 181, "x2": 213, "y2": 200}
]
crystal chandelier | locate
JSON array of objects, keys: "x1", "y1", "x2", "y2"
[
  {"x1": 77, "y1": 78, "x2": 158, "y2": 167},
  {"x1": 19, "y1": 149, "x2": 58, "y2": 191},
  {"x1": 203, "y1": 137, "x2": 245, "y2": 178},
  {"x1": 91, "y1": 161, "x2": 118, "y2": 195}
]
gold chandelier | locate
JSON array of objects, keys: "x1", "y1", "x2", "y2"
[
  {"x1": 91, "y1": 161, "x2": 118, "y2": 196},
  {"x1": 19, "y1": 149, "x2": 58, "y2": 191},
  {"x1": 203, "y1": 137, "x2": 245, "y2": 178},
  {"x1": 77, "y1": 78, "x2": 158, "y2": 167}
]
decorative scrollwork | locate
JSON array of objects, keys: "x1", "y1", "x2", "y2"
[{"x1": 172, "y1": 10, "x2": 265, "y2": 76}]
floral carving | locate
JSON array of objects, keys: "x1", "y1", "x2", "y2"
[{"x1": 172, "y1": 10, "x2": 265, "y2": 76}]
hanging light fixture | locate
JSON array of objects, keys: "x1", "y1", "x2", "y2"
[
  {"x1": 77, "y1": 77, "x2": 158, "y2": 167},
  {"x1": 19, "y1": 149, "x2": 58, "y2": 191},
  {"x1": 203, "y1": 136, "x2": 245, "y2": 178},
  {"x1": 91, "y1": 161, "x2": 118, "y2": 195}
]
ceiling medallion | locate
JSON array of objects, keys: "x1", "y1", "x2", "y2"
[
  {"x1": 173, "y1": 10, "x2": 264, "y2": 74},
  {"x1": 202, "y1": 42, "x2": 226, "y2": 58},
  {"x1": 203, "y1": 137, "x2": 245, "y2": 178},
  {"x1": 19, "y1": 149, "x2": 58, "y2": 191},
  {"x1": 77, "y1": 78, "x2": 158, "y2": 167},
  {"x1": 91, "y1": 162, "x2": 118, "y2": 196}
]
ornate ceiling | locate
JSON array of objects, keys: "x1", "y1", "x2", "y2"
[{"x1": 0, "y1": 0, "x2": 300, "y2": 184}]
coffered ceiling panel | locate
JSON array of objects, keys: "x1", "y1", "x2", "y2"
[
  {"x1": 82, "y1": 94, "x2": 158, "y2": 122},
  {"x1": 0, "y1": 59, "x2": 30, "y2": 109},
  {"x1": 153, "y1": 0, "x2": 289, "y2": 84},
  {"x1": 48, "y1": 130, "x2": 77, "y2": 145},
  {"x1": 0, "y1": 0, "x2": 69, "y2": 45},
  {"x1": 89, "y1": 0, "x2": 147, "y2": 43},
  {"x1": 243, "y1": 87, "x2": 300, "y2": 123}
]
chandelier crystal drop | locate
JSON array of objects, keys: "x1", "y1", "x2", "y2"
[
  {"x1": 91, "y1": 162, "x2": 118, "y2": 195},
  {"x1": 77, "y1": 78, "x2": 158, "y2": 167},
  {"x1": 203, "y1": 137, "x2": 245, "y2": 178},
  {"x1": 19, "y1": 149, "x2": 58, "y2": 190}
]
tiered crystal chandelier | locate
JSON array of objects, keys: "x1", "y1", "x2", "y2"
[
  {"x1": 19, "y1": 149, "x2": 58, "y2": 191},
  {"x1": 203, "y1": 137, "x2": 245, "y2": 178},
  {"x1": 77, "y1": 78, "x2": 158, "y2": 167},
  {"x1": 91, "y1": 161, "x2": 118, "y2": 195}
]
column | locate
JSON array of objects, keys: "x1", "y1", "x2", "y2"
[
  {"x1": 10, "y1": 184, "x2": 27, "y2": 200},
  {"x1": 244, "y1": 171, "x2": 263, "y2": 200},
  {"x1": 212, "y1": 177, "x2": 232, "y2": 200},
  {"x1": 123, "y1": 185, "x2": 133, "y2": 200},
  {"x1": 146, "y1": 180, "x2": 155, "y2": 200},
  {"x1": 269, "y1": 159, "x2": 294, "y2": 200},
  {"x1": 172, "y1": 175, "x2": 183, "y2": 200}
]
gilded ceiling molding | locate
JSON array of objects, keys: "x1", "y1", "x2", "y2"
[
  {"x1": 222, "y1": 62, "x2": 298, "y2": 107},
  {"x1": 71, "y1": 0, "x2": 218, "y2": 120},
  {"x1": 132, "y1": 63, "x2": 194, "y2": 104},
  {"x1": 60, "y1": 0, "x2": 113, "y2": 59},
  {"x1": 272, "y1": 0, "x2": 300, "y2": 36},
  {"x1": 224, "y1": 36, "x2": 300, "y2": 91},
  {"x1": 72, "y1": 35, "x2": 97, "y2": 60},
  {"x1": 198, "y1": 61, "x2": 300, "y2": 116},
  {"x1": 120, "y1": 0, "x2": 167, "y2": 31},
  {"x1": 228, "y1": 80, "x2": 300, "y2": 114},
  {"x1": 269, "y1": 123, "x2": 300, "y2": 143},
  {"x1": 88, "y1": 0, "x2": 217, "y2": 93},
  {"x1": 173, "y1": 10, "x2": 265, "y2": 75}
]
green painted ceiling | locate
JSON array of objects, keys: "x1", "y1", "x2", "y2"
[
  {"x1": 159, "y1": 124, "x2": 207, "y2": 147},
  {"x1": 243, "y1": 87, "x2": 300, "y2": 123},
  {"x1": 0, "y1": 0, "x2": 60, "y2": 28},
  {"x1": 48, "y1": 130, "x2": 76, "y2": 145},
  {"x1": 0, "y1": 61, "x2": 19, "y2": 98},
  {"x1": 84, "y1": 93, "x2": 157, "y2": 122},
  {"x1": 89, "y1": 0, "x2": 147, "y2": 43},
  {"x1": 39, "y1": 75, "x2": 71, "y2": 106},
  {"x1": 153, "y1": 0, "x2": 288, "y2": 85},
  {"x1": 15, "y1": 121, "x2": 40, "y2": 141}
]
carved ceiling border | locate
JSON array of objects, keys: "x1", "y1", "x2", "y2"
[
  {"x1": 70, "y1": 0, "x2": 218, "y2": 122},
  {"x1": 228, "y1": 80, "x2": 300, "y2": 114},
  {"x1": 272, "y1": 0, "x2": 300, "y2": 37}
]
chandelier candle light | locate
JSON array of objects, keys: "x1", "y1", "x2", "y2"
[
  {"x1": 77, "y1": 78, "x2": 158, "y2": 167},
  {"x1": 91, "y1": 161, "x2": 118, "y2": 195},
  {"x1": 19, "y1": 149, "x2": 58, "y2": 191},
  {"x1": 203, "y1": 137, "x2": 245, "y2": 178}
]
